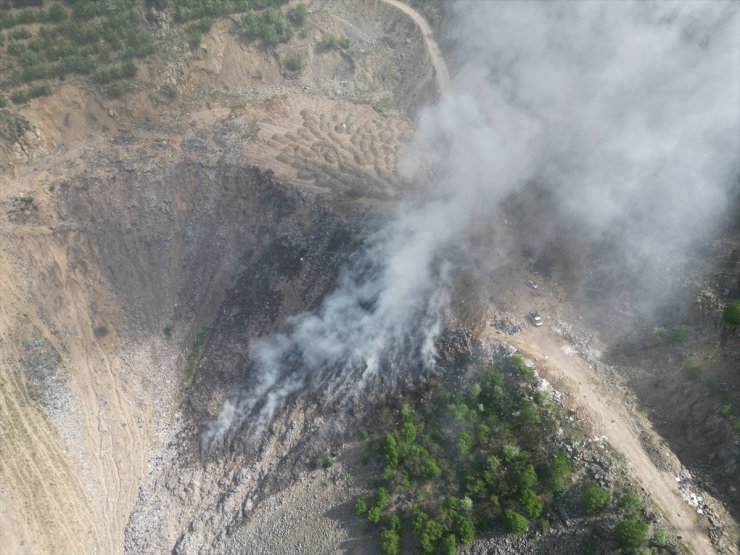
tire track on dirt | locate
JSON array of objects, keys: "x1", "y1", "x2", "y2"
[
  {"x1": 379, "y1": 0, "x2": 449, "y2": 94},
  {"x1": 496, "y1": 327, "x2": 721, "y2": 555}
]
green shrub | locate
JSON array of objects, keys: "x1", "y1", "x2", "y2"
[
  {"x1": 683, "y1": 357, "x2": 701, "y2": 380},
  {"x1": 453, "y1": 513, "x2": 475, "y2": 544},
  {"x1": 284, "y1": 56, "x2": 301, "y2": 71},
  {"x1": 48, "y1": 4, "x2": 67, "y2": 22},
  {"x1": 163, "y1": 325, "x2": 173, "y2": 340},
  {"x1": 368, "y1": 506, "x2": 382, "y2": 524},
  {"x1": 669, "y1": 325, "x2": 687, "y2": 344},
  {"x1": 353, "y1": 497, "x2": 368, "y2": 514},
  {"x1": 547, "y1": 451, "x2": 570, "y2": 492},
  {"x1": 9, "y1": 27, "x2": 31, "y2": 40},
  {"x1": 379, "y1": 528, "x2": 400, "y2": 555},
  {"x1": 339, "y1": 36, "x2": 350, "y2": 49},
  {"x1": 188, "y1": 17, "x2": 212, "y2": 46},
  {"x1": 582, "y1": 483, "x2": 609, "y2": 514},
  {"x1": 518, "y1": 488, "x2": 543, "y2": 518},
  {"x1": 383, "y1": 433, "x2": 399, "y2": 469},
  {"x1": 724, "y1": 300, "x2": 740, "y2": 325},
  {"x1": 376, "y1": 487, "x2": 390, "y2": 510},
  {"x1": 0, "y1": 94, "x2": 5, "y2": 108},
  {"x1": 104, "y1": 82, "x2": 127, "y2": 98},
  {"x1": 619, "y1": 491, "x2": 642, "y2": 513},
  {"x1": 183, "y1": 330, "x2": 208, "y2": 385},
  {"x1": 411, "y1": 508, "x2": 428, "y2": 532},
  {"x1": 440, "y1": 534, "x2": 456, "y2": 555},
  {"x1": 381, "y1": 36, "x2": 396, "y2": 48},
  {"x1": 0, "y1": 111, "x2": 29, "y2": 141},
  {"x1": 509, "y1": 354, "x2": 535, "y2": 380},
  {"x1": 653, "y1": 528, "x2": 667, "y2": 546},
  {"x1": 419, "y1": 519, "x2": 444, "y2": 554},
  {"x1": 456, "y1": 430, "x2": 474, "y2": 455},
  {"x1": 322, "y1": 454, "x2": 334, "y2": 468},
  {"x1": 94, "y1": 61, "x2": 137, "y2": 84},
  {"x1": 287, "y1": 4, "x2": 307, "y2": 27},
  {"x1": 240, "y1": 12, "x2": 260, "y2": 40},
  {"x1": 615, "y1": 518, "x2": 649, "y2": 549},
  {"x1": 322, "y1": 32, "x2": 336, "y2": 48},
  {"x1": 502, "y1": 509, "x2": 528, "y2": 534},
  {"x1": 719, "y1": 404, "x2": 731, "y2": 417}
]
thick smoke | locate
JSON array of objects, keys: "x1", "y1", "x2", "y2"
[{"x1": 204, "y1": 1, "x2": 739, "y2": 443}]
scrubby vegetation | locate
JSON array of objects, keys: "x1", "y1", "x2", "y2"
[
  {"x1": 172, "y1": 0, "x2": 288, "y2": 24},
  {"x1": 0, "y1": 0, "x2": 309, "y2": 110},
  {"x1": 0, "y1": 0, "x2": 155, "y2": 104},
  {"x1": 321, "y1": 32, "x2": 350, "y2": 51},
  {"x1": 352, "y1": 354, "x2": 669, "y2": 553},
  {"x1": 654, "y1": 324, "x2": 687, "y2": 345},
  {"x1": 284, "y1": 56, "x2": 301, "y2": 72},
  {"x1": 723, "y1": 299, "x2": 740, "y2": 325},
  {"x1": 182, "y1": 329, "x2": 208, "y2": 387},
  {"x1": 581, "y1": 481, "x2": 609, "y2": 514},
  {"x1": 682, "y1": 356, "x2": 702, "y2": 380},
  {"x1": 355, "y1": 356, "x2": 578, "y2": 554}
]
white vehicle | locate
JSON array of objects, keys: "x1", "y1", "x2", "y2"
[{"x1": 529, "y1": 312, "x2": 543, "y2": 327}]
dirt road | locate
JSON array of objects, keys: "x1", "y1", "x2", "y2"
[
  {"x1": 379, "y1": 0, "x2": 449, "y2": 94},
  {"x1": 486, "y1": 323, "x2": 720, "y2": 555}
]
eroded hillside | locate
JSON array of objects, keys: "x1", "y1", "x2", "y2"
[{"x1": 1, "y1": 1, "x2": 738, "y2": 555}]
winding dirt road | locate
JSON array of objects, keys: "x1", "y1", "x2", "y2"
[
  {"x1": 379, "y1": 0, "x2": 449, "y2": 94},
  {"x1": 501, "y1": 327, "x2": 718, "y2": 555}
]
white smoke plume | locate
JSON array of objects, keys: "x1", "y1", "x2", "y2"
[{"x1": 204, "y1": 1, "x2": 739, "y2": 444}]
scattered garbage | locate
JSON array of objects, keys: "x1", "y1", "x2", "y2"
[{"x1": 529, "y1": 311, "x2": 543, "y2": 327}]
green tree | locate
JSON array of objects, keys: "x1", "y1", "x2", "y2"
[
  {"x1": 376, "y1": 487, "x2": 390, "y2": 510},
  {"x1": 582, "y1": 484, "x2": 609, "y2": 514},
  {"x1": 419, "y1": 519, "x2": 444, "y2": 555},
  {"x1": 411, "y1": 508, "x2": 428, "y2": 532},
  {"x1": 723, "y1": 300, "x2": 740, "y2": 325},
  {"x1": 502, "y1": 509, "x2": 528, "y2": 533},
  {"x1": 615, "y1": 518, "x2": 649, "y2": 549},
  {"x1": 520, "y1": 402, "x2": 540, "y2": 425},
  {"x1": 517, "y1": 488, "x2": 543, "y2": 518},
  {"x1": 453, "y1": 514, "x2": 475, "y2": 544},
  {"x1": 368, "y1": 506, "x2": 382, "y2": 524},
  {"x1": 547, "y1": 451, "x2": 570, "y2": 492},
  {"x1": 379, "y1": 528, "x2": 401, "y2": 555},
  {"x1": 440, "y1": 534, "x2": 457, "y2": 555},
  {"x1": 514, "y1": 464, "x2": 538, "y2": 490},
  {"x1": 383, "y1": 433, "x2": 399, "y2": 469},
  {"x1": 400, "y1": 418, "x2": 417, "y2": 443},
  {"x1": 456, "y1": 430, "x2": 474, "y2": 456}
]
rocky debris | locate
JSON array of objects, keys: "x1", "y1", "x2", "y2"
[
  {"x1": 21, "y1": 333, "x2": 84, "y2": 459},
  {"x1": 489, "y1": 312, "x2": 522, "y2": 335},
  {"x1": 2, "y1": 191, "x2": 37, "y2": 223}
]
